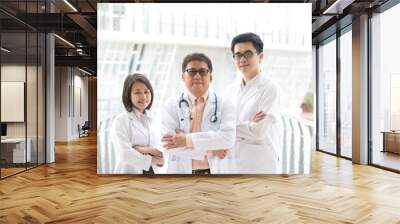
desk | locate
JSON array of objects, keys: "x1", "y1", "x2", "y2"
[
  {"x1": 1, "y1": 138, "x2": 31, "y2": 164},
  {"x1": 381, "y1": 131, "x2": 400, "y2": 154}
]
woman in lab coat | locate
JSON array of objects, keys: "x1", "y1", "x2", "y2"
[
  {"x1": 229, "y1": 32, "x2": 282, "y2": 174},
  {"x1": 110, "y1": 73, "x2": 164, "y2": 174}
]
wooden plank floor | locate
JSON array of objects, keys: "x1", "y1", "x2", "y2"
[
  {"x1": 1, "y1": 167, "x2": 26, "y2": 178},
  {"x1": 1, "y1": 135, "x2": 400, "y2": 224}
]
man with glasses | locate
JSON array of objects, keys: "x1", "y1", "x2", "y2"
[
  {"x1": 161, "y1": 53, "x2": 237, "y2": 174},
  {"x1": 228, "y1": 32, "x2": 281, "y2": 174}
]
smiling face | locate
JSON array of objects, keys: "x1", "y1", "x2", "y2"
[
  {"x1": 233, "y1": 42, "x2": 264, "y2": 80},
  {"x1": 130, "y1": 81, "x2": 152, "y2": 113},
  {"x1": 182, "y1": 60, "x2": 212, "y2": 97}
]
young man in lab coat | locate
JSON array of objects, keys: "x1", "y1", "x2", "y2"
[
  {"x1": 229, "y1": 32, "x2": 282, "y2": 174},
  {"x1": 161, "y1": 53, "x2": 237, "y2": 174}
]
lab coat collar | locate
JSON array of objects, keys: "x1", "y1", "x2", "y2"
[
  {"x1": 126, "y1": 108, "x2": 153, "y2": 123},
  {"x1": 240, "y1": 72, "x2": 264, "y2": 88}
]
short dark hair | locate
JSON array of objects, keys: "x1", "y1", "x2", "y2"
[
  {"x1": 181, "y1": 53, "x2": 213, "y2": 73},
  {"x1": 122, "y1": 73, "x2": 154, "y2": 112},
  {"x1": 231, "y1": 32, "x2": 264, "y2": 54}
]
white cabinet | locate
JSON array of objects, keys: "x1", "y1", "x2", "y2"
[{"x1": 1, "y1": 138, "x2": 32, "y2": 163}]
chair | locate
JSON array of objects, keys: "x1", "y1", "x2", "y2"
[{"x1": 78, "y1": 121, "x2": 90, "y2": 138}]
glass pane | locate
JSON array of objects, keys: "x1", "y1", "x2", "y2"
[
  {"x1": 340, "y1": 29, "x2": 352, "y2": 158},
  {"x1": 27, "y1": 31, "x2": 38, "y2": 169},
  {"x1": 38, "y1": 33, "x2": 45, "y2": 165},
  {"x1": 371, "y1": 4, "x2": 400, "y2": 171},
  {"x1": 1, "y1": 31, "x2": 27, "y2": 177},
  {"x1": 318, "y1": 37, "x2": 337, "y2": 154}
]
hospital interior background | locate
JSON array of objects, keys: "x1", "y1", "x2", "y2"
[{"x1": 97, "y1": 4, "x2": 313, "y2": 174}]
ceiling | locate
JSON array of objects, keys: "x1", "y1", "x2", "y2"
[{"x1": 0, "y1": 0, "x2": 393, "y2": 75}]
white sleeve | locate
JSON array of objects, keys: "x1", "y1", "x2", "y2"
[
  {"x1": 160, "y1": 98, "x2": 180, "y2": 136},
  {"x1": 110, "y1": 115, "x2": 152, "y2": 172},
  {"x1": 149, "y1": 117, "x2": 163, "y2": 150},
  {"x1": 165, "y1": 146, "x2": 205, "y2": 160},
  {"x1": 236, "y1": 83, "x2": 279, "y2": 140},
  {"x1": 188, "y1": 98, "x2": 236, "y2": 152},
  {"x1": 160, "y1": 98, "x2": 205, "y2": 160}
]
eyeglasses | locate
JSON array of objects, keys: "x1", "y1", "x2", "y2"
[
  {"x1": 233, "y1": 50, "x2": 258, "y2": 60},
  {"x1": 185, "y1": 69, "x2": 210, "y2": 77}
]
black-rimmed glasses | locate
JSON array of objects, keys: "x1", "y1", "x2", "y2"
[
  {"x1": 185, "y1": 69, "x2": 210, "y2": 77},
  {"x1": 233, "y1": 50, "x2": 258, "y2": 60}
]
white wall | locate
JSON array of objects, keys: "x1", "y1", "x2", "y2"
[
  {"x1": 1, "y1": 65, "x2": 33, "y2": 137},
  {"x1": 55, "y1": 66, "x2": 68, "y2": 141},
  {"x1": 1, "y1": 63, "x2": 47, "y2": 163},
  {"x1": 72, "y1": 72, "x2": 89, "y2": 138},
  {"x1": 55, "y1": 67, "x2": 89, "y2": 141}
]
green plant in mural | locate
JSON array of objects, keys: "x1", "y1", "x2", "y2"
[{"x1": 301, "y1": 93, "x2": 313, "y2": 113}]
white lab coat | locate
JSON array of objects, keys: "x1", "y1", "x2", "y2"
[
  {"x1": 110, "y1": 109, "x2": 160, "y2": 174},
  {"x1": 227, "y1": 73, "x2": 282, "y2": 174},
  {"x1": 161, "y1": 91, "x2": 236, "y2": 174}
]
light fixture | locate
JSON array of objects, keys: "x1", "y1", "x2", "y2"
[
  {"x1": 54, "y1": 34, "x2": 75, "y2": 48},
  {"x1": 1, "y1": 47, "x2": 11, "y2": 53},
  {"x1": 322, "y1": 0, "x2": 355, "y2": 15},
  {"x1": 63, "y1": 0, "x2": 78, "y2": 12},
  {"x1": 78, "y1": 67, "x2": 92, "y2": 76},
  {"x1": 76, "y1": 48, "x2": 86, "y2": 55}
]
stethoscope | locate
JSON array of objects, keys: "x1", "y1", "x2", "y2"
[{"x1": 178, "y1": 92, "x2": 218, "y2": 123}]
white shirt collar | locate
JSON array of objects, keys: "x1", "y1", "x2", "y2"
[
  {"x1": 128, "y1": 108, "x2": 153, "y2": 122},
  {"x1": 187, "y1": 90, "x2": 209, "y2": 106},
  {"x1": 240, "y1": 72, "x2": 263, "y2": 88}
]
